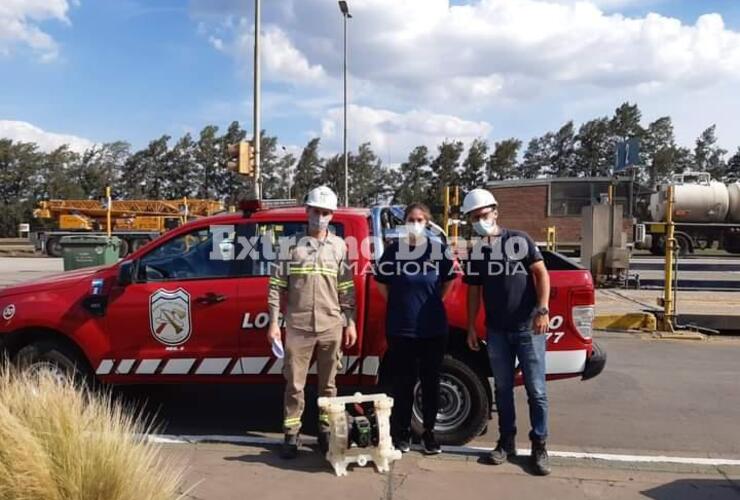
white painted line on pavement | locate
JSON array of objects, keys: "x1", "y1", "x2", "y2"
[{"x1": 147, "y1": 434, "x2": 740, "y2": 466}]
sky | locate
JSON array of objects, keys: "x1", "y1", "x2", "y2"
[{"x1": 2, "y1": 0, "x2": 740, "y2": 164}]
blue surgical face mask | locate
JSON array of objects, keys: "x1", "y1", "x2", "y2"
[{"x1": 473, "y1": 215, "x2": 498, "y2": 236}]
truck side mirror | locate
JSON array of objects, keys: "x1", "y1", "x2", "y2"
[{"x1": 117, "y1": 261, "x2": 135, "y2": 286}]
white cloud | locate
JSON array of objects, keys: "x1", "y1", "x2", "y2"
[
  {"x1": 320, "y1": 105, "x2": 492, "y2": 162},
  {"x1": 209, "y1": 1, "x2": 740, "y2": 99},
  {"x1": 0, "y1": 120, "x2": 94, "y2": 152},
  {"x1": 0, "y1": 0, "x2": 73, "y2": 61},
  {"x1": 193, "y1": 0, "x2": 740, "y2": 154},
  {"x1": 208, "y1": 20, "x2": 327, "y2": 85}
]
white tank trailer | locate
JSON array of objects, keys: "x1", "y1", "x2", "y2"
[{"x1": 643, "y1": 173, "x2": 740, "y2": 254}]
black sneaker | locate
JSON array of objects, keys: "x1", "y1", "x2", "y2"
[
  {"x1": 280, "y1": 434, "x2": 299, "y2": 459},
  {"x1": 486, "y1": 435, "x2": 516, "y2": 465},
  {"x1": 530, "y1": 440, "x2": 551, "y2": 476},
  {"x1": 393, "y1": 437, "x2": 411, "y2": 453},
  {"x1": 422, "y1": 430, "x2": 442, "y2": 455},
  {"x1": 317, "y1": 431, "x2": 330, "y2": 455}
]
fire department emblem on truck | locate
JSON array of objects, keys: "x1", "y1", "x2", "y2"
[{"x1": 149, "y1": 288, "x2": 192, "y2": 346}]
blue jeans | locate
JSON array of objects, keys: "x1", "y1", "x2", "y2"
[{"x1": 486, "y1": 328, "x2": 548, "y2": 442}]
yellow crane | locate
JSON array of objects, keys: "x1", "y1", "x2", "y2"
[{"x1": 34, "y1": 197, "x2": 224, "y2": 257}]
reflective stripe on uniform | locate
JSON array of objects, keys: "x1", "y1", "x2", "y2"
[
  {"x1": 337, "y1": 280, "x2": 354, "y2": 291},
  {"x1": 284, "y1": 417, "x2": 301, "y2": 426},
  {"x1": 318, "y1": 413, "x2": 330, "y2": 423},
  {"x1": 288, "y1": 266, "x2": 339, "y2": 277},
  {"x1": 269, "y1": 277, "x2": 288, "y2": 288}
]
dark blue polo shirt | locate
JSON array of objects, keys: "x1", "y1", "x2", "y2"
[
  {"x1": 374, "y1": 240, "x2": 457, "y2": 338},
  {"x1": 462, "y1": 229, "x2": 543, "y2": 332}
]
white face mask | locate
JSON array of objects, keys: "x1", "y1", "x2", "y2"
[
  {"x1": 405, "y1": 221, "x2": 426, "y2": 237},
  {"x1": 473, "y1": 216, "x2": 498, "y2": 236},
  {"x1": 309, "y1": 212, "x2": 332, "y2": 232}
]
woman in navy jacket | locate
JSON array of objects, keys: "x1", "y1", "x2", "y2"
[{"x1": 373, "y1": 203, "x2": 457, "y2": 454}]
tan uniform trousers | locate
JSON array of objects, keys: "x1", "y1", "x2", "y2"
[{"x1": 283, "y1": 324, "x2": 343, "y2": 435}]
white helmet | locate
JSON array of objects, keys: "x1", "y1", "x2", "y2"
[
  {"x1": 461, "y1": 188, "x2": 497, "y2": 215},
  {"x1": 305, "y1": 186, "x2": 338, "y2": 211}
]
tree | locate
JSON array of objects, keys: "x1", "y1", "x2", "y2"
[
  {"x1": 394, "y1": 145, "x2": 431, "y2": 205},
  {"x1": 194, "y1": 125, "x2": 220, "y2": 200},
  {"x1": 672, "y1": 147, "x2": 694, "y2": 175},
  {"x1": 76, "y1": 142, "x2": 131, "y2": 199},
  {"x1": 550, "y1": 122, "x2": 576, "y2": 177},
  {"x1": 120, "y1": 136, "x2": 171, "y2": 199},
  {"x1": 349, "y1": 143, "x2": 389, "y2": 206},
  {"x1": 167, "y1": 135, "x2": 197, "y2": 198},
  {"x1": 610, "y1": 102, "x2": 644, "y2": 141},
  {"x1": 694, "y1": 125, "x2": 727, "y2": 179},
  {"x1": 36, "y1": 145, "x2": 83, "y2": 200},
  {"x1": 292, "y1": 138, "x2": 323, "y2": 202},
  {"x1": 487, "y1": 138, "x2": 521, "y2": 180},
  {"x1": 727, "y1": 147, "x2": 740, "y2": 180},
  {"x1": 520, "y1": 134, "x2": 553, "y2": 179},
  {"x1": 320, "y1": 154, "x2": 343, "y2": 197},
  {"x1": 429, "y1": 141, "x2": 464, "y2": 201},
  {"x1": 643, "y1": 117, "x2": 677, "y2": 184},
  {"x1": 575, "y1": 118, "x2": 611, "y2": 177},
  {"x1": 261, "y1": 133, "x2": 294, "y2": 200},
  {"x1": 459, "y1": 138, "x2": 488, "y2": 190}
]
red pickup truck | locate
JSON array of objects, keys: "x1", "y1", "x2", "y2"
[{"x1": 0, "y1": 204, "x2": 605, "y2": 444}]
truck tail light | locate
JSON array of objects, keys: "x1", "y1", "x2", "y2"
[
  {"x1": 571, "y1": 288, "x2": 595, "y2": 340},
  {"x1": 572, "y1": 306, "x2": 595, "y2": 339}
]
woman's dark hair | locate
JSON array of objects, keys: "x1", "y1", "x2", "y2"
[{"x1": 404, "y1": 202, "x2": 432, "y2": 222}]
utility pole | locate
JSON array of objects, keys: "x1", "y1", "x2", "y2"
[
  {"x1": 253, "y1": 0, "x2": 261, "y2": 200},
  {"x1": 339, "y1": 1, "x2": 351, "y2": 206}
]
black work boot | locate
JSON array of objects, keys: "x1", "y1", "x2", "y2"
[
  {"x1": 530, "y1": 439, "x2": 551, "y2": 476},
  {"x1": 317, "y1": 430, "x2": 330, "y2": 455},
  {"x1": 421, "y1": 430, "x2": 441, "y2": 455},
  {"x1": 280, "y1": 434, "x2": 299, "y2": 459},
  {"x1": 486, "y1": 435, "x2": 517, "y2": 465}
]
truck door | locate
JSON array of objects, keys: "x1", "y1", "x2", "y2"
[{"x1": 103, "y1": 225, "x2": 250, "y2": 380}]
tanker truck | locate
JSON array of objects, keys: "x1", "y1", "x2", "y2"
[{"x1": 640, "y1": 172, "x2": 740, "y2": 255}]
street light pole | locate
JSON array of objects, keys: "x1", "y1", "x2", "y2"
[
  {"x1": 339, "y1": 1, "x2": 351, "y2": 207},
  {"x1": 253, "y1": 0, "x2": 261, "y2": 200}
]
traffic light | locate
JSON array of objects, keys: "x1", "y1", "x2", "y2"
[{"x1": 227, "y1": 141, "x2": 254, "y2": 176}]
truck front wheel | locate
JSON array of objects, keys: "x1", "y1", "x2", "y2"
[
  {"x1": 411, "y1": 355, "x2": 489, "y2": 445},
  {"x1": 14, "y1": 340, "x2": 92, "y2": 387}
]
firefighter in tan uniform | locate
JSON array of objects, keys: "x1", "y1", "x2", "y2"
[{"x1": 267, "y1": 186, "x2": 357, "y2": 459}]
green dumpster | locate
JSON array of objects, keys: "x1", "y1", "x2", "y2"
[{"x1": 60, "y1": 235, "x2": 121, "y2": 271}]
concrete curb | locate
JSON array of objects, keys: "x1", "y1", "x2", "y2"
[
  {"x1": 653, "y1": 331, "x2": 708, "y2": 341},
  {"x1": 593, "y1": 312, "x2": 657, "y2": 332}
]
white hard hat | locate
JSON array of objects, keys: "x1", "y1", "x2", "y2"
[
  {"x1": 305, "y1": 186, "x2": 338, "y2": 211},
  {"x1": 461, "y1": 188, "x2": 497, "y2": 215}
]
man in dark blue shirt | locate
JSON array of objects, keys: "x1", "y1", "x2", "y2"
[{"x1": 461, "y1": 188, "x2": 552, "y2": 476}]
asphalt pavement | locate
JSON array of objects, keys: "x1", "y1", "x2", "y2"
[{"x1": 116, "y1": 334, "x2": 740, "y2": 458}]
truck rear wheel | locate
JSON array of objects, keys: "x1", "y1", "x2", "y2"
[
  {"x1": 675, "y1": 233, "x2": 692, "y2": 256},
  {"x1": 130, "y1": 238, "x2": 149, "y2": 253},
  {"x1": 14, "y1": 340, "x2": 92, "y2": 387},
  {"x1": 117, "y1": 238, "x2": 130, "y2": 258},
  {"x1": 649, "y1": 235, "x2": 664, "y2": 256},
  {"x1": 46, "y1": 237, "x2": 63, "y2": 258},
  {"x1": 411, "y1": 355, "x2": 489, "y2": 445}
]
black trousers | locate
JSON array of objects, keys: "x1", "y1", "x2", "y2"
[{"x1": 384, "y1": 334, "x2": 447, "y2": 438}]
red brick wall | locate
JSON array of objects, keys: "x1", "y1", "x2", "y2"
[
  {"x1": 490, "y1": 184, "x2": 634, "y2": 244},
  {"x1": 490, "y1": 185, "x2": 582, "y2": 243}
]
